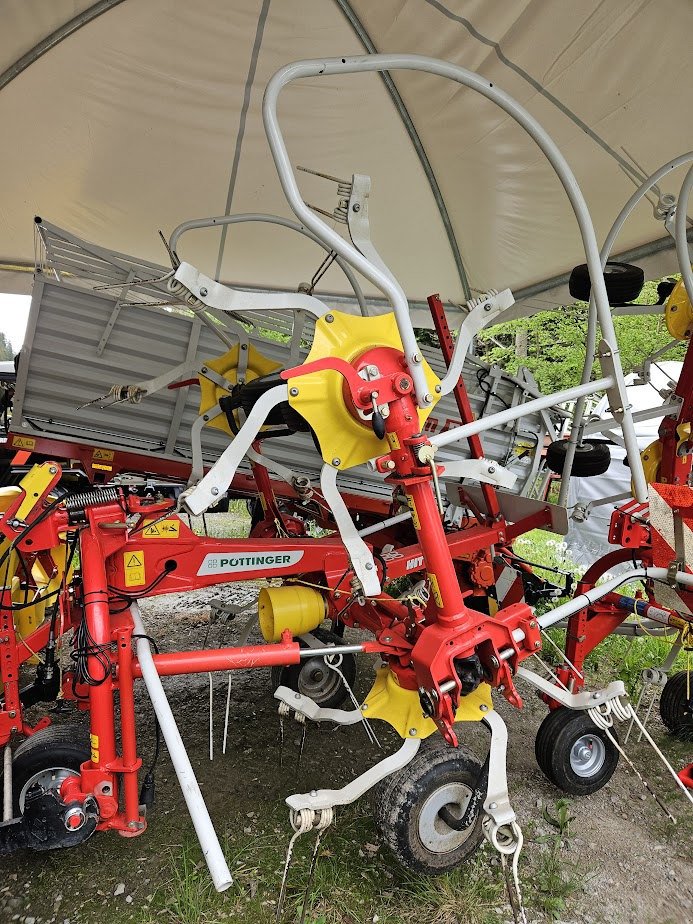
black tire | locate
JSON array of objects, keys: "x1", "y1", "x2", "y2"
[
  {"x1": 569, "y1": 261, "x2": 644, "y2": 304},
  {"x1": 535, "y1": 708, "x2": 619, "y2": 795},
  {"x1": 270, "y1": 627, "x2": 357, "y2": 709},
  {"x1": 373, "y1": 736, "x2": 485, "y2": 875},
  {"x1": 10, "y1": 723, "x2": 91, "y2": 815},
  {"x1": 545, "y1": 439, "x2": 611, "y2": 477},
  {"x1": 659, "y1": 672, "x2": 693, "y2": 738}
]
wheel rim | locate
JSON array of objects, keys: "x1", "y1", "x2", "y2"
[
  {"x1": 19, "y1": 767, "x2": 77, "y2": 813},
  {"x1": 569, "y1": 734, "x2": 606, "y2": 778},
  {"x1": 297, "y1": 657, "x2": 343, "y2": 703},
  {"x1": 418, "y1": 782, "x2": 475, "y2": 854}
]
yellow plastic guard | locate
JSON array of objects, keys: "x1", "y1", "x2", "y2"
[
  {"x1": 639, "y1": 439, "x2": 662, "y2": 486},
  {"x1": 198, "y1": 344, "x2": 282, "y2": 435},
  {"x1": 288, "y1": 311, "x2": 441, "y2": 470},
  {"x1": 361, "y1": 666, "x2": 493, "y2": 739},
  {"x1": 664, "y1": 278, "x2": 693, "y2": 340}
]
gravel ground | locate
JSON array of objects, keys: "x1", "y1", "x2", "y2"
[{"x1": 1, "y1": 514, "x2": 692, "y2": 924}]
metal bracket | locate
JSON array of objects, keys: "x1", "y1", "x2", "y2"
[
  {"x1": 482, "y1": 710, "x2": 516, "y2": 830},
  {"x1": 516, "y1": 667, "x2": 626, "y2": 709},
  {"x1": 274, "y1": 686, "x2": 364, "y2": 726},
  {"x1": 285, "y1": 738, "x2": 420, "y2": 812}
]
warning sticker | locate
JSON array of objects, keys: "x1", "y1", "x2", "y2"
[
  {"x1": 405, "y1": 493, "x2": 420, "y2": 529},
  {"x1": 123, "y1": 550, "x2": 146, "y2": 587},
  {"x1": 142, "y1": 519, "x2": 180, "y2": 539},
  {"x1": 12, "y1": 436, "x2": 36, "y2": 450},
  {"x1": 428, "y1": 572, "x2": 443, "y2": 608},
  {"x1": 90, "y1": 733, "x2": 99, "y2": 764},
  {"x1": 387, "y1": 432, "x2": 401, "y2": 450},
  {"x1": 93, "y1": 448, "x2": 115, "y2": 461},
  {"x1": 92, "y1": 462, "x2": 113, "y2": 472}
]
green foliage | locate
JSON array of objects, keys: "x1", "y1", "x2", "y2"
[
  {"x1": 477, "y1": 278, "x2": 684, "y2": 393},
  {"x1": 0, "y1": 331, "x2": 14, "y2": 361}
]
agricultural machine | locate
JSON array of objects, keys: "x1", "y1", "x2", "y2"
[{"x1": 1, "y1": 55, "x2": 693, "y2": 920}]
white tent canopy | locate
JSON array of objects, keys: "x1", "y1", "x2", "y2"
[{"x1": 1, "y1": 0, "x2": 691, "y2": 311}]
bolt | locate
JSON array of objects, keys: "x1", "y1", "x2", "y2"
[
  {"x1": 361, "y1": 703, "x2": 368, "y2": 711},
  {"x1": 290, "y1": 387, "x2": 299, "y2": 397},
  {"x1": 489, "y1": 801, "x2": 498, "y2": 810},
  {"x1": 352, "y1": 203, "x2": 361, "y2": 212},
  {"x1": 8, "y1": 711, "x2": 16, "y2": 718},
  {"x1": 488, "y1": 466, "x2": 495, "y2": 474},
  {"x1": 295, "y1": 692, "x2": 301, "y2": 700},
  {"x1": 365, "y1": 562, "x2": 374, "y2": 570},
  {"x1": 592, "y1": 692, "x2": 600, "y2": 699},
  {"x1": 49, "y1": 466, "x2": 57, "y2": 474},
  {"x1": 412, "y1": 352, "x2": 422, "y2": 363},
  {"x1": 489, "y1": 656, "x2": 499, "y2": 668},
  {"x1": 399, "y1": 377, "x2": 410, "y2": 390},
  {"x1": 382, "y1": 635, "x2": 392, "y2": 643},
  {"x1": 408, "y1": 728, "x2": 418, "y2": 736},
  {"x1": 534, "y1": 640, "x2": 541, "y2": 648},
  {"x1": 310, "y1": 790, "x2": 317, "y2": 797},
  {"x1": 325, "y1": 314, "x2": 334, "y2": 323},
  {"x1": 211, "y1": 487, "x2": 219, "y2": 496},
  {"x1": 201, "y1": 366, "x2": 208, "y2": 373},
  {"x1": 199, "y1": 287, "x2": 208, "y2": 297},
  {"x1": 332, "y1": 457, "x2": 341, "y2": 466},
  {"x1": 424, "y1": 393, "x2": 433, "y2": 403},
  {"x1": 483, "y1": 302, "x2": 492, "y2": 311},
  {"x1": 386, "y1": 460, "x2": 395, "y2": 470},
  {"x1": 480, "y1": 704, "x2": 489, "y2": 712},
  {"x1": 203, "y1": 415, "x2": 209, "y2": 421},
  {"x1": 529, "y1": 620, "x2": 537, "y2": 629},
  {"x1": 434, "y1": 384, "x2": 442, "y2": 393},
  {"x1": 241, "y1": 343, "x2": 247, "y2": 350}
]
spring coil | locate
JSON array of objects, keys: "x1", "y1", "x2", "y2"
[{"x1": 65, "y1": 486, "x2": 121, "y2": 523}]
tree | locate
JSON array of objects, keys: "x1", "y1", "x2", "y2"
[
  {"x1": 476, "y1": 278, "x2": 684, "y2": 393},
  {"x1": 0, "y1": 332, "x2": 14, "y2": 361}
]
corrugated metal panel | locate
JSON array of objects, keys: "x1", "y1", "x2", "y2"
[{"x1": 12, "y1": 277, "x2": 561, "y2": 496}]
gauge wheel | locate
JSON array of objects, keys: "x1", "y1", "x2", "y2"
[
  {"x1": 659, "y1": 671, "x2": 693, "y2": 738},
  {"x1": 535, "y1": 708, "x2": 619, "y2": 795},
  {"x1": 545, "y1": 439, "x2": 611, "y2": 477},
  {"x1": 270, "y1": 627, "x2": 357, "y2": 708},
  {"x1": 568, "y1": 261, "x2": 644, "y2": 304},
  {"x1": 373, "y1": 736, "x2": 485, "y2": 875}
]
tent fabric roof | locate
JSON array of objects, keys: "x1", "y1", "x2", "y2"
[{"x1": 1, "y1": 0, "x2": 691, "y2": 307}]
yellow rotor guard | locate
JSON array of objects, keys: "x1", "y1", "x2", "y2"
[
  {"x1": 664, "y1": 278, "x2": 693, "y2": 340},
  {"x1": 638, "y1": 439, "x2": 662, "y2": 487},
  {"x1": 288, "y1": 311, "x2": 441, "y2": 470},
  {"x1": 198, "y1": 344, "x2": 282, "y2": 436},
  {"x1": 361, "y1": 666, "x2": 493, "y2": 739}
]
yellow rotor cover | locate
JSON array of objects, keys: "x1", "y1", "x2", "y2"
[
  {"x1": 198, "y1": 344, "x2": 281, "y2": 436},
  {"x1": 362, "y1": 666, "x2": 493, "y2": 739},
  {"x1": 288, "y1": 311, "x2": 441, "y2": 470},
  {"x1": 664, "y1": 278, "x2": 693, "y2": 340}
]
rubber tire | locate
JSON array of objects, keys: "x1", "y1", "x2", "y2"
[
  {"x1": 373, "y1": 736, "x2": 484, "y2": 875},
  {"x1": 270, "y1": 627, "x2": 357, "y2": 709},
  {"x1": 535, "y1": 708, "x2": 619, "y2": 795},
  {"x1": 569, "y1": 261, "x2": 644, "y2": 304},
  {"x1": 545, "y1": 439, "x2": 611, "y2": 477},
  {"x1": 9, "y1": 723, "x2": 91, "y2": 815},
  {"x1": 659, "y1": 671, "x2": 693, "y2": 738}
]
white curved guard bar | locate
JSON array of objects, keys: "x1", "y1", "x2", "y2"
[
  {"x1": 169, "y1": 212, "x2": 368, "y2": 313},
  {"x1": 263, "y1": 54, "x2": 645, "y2": 500},
  {"x1": 558, "y1": 150, "x2": 693, "y2": 506},
  {"x1": 181, "y1": 384, "x2": 289, "y2": 515},
  {"x1": 676, "y1": 164, "x2": 693, "y2": 306},
  {"x1": 173, "y1": 262, "x2": 333, "y2": 319}
]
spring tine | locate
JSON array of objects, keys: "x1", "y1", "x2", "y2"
[
  {"x1": 297, "y1": 719, "x2": 307, "y2": 769},
  {"x1": 222, "y1": 673, "x2": 232, "y2": 755},
  {"x1": 637, "y1": 689, "x2": 657, "y2": 743},
  {"x1": 297, "y1": 165, "x2": 349, "y2": 185},
  {"x1": 276, "y1": 828, "x2": 303, "y2": 923},
  {"x1": 298, "y1": 828, "x2": 326, "y2": 924}
]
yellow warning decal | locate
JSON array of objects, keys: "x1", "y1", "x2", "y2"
[
  {"x1": 405, "y1": 493, "x2": 420, "y2": 529},
  {"x1": 92, "y1": 462, "x2": 113, "y2": 472},
  {"x1": 12, "y1": 436, "x2": 36, "y2": 450},
  {"x1": 142, "y1": 519, "x2": 180, "y2": 539},
  {"x1": 428, "y1": 572, "x2": 443, "y2": 607},
  {"x1": 93, "y1": 448, "x2": 115, "y2": 461},
  {"x1": 123, "y1": 550, "x2": 146, "y2": 587},
  {"x1": 90, "y1": 733, "x2": 99, "y2": 763},
  {"x1": 387, "y1": 432, "x2": 401, "y2": 450}
]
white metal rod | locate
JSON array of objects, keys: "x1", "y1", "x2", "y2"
[
  {"x1": 430, "y1": 376, "x2": 613, "y2": 449},
  {"x1": 538, "y1": 567, "x2": 693, "y2": 630},
  {"x1": 675, "y1": 164, "x2": 693, "y2": 306},
  {"x1": 131, "y1": 604, "x2": 232, "y2": 892},
  {"x1": 3, "y1": 744, "x2": 12, "y2": 821}
]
